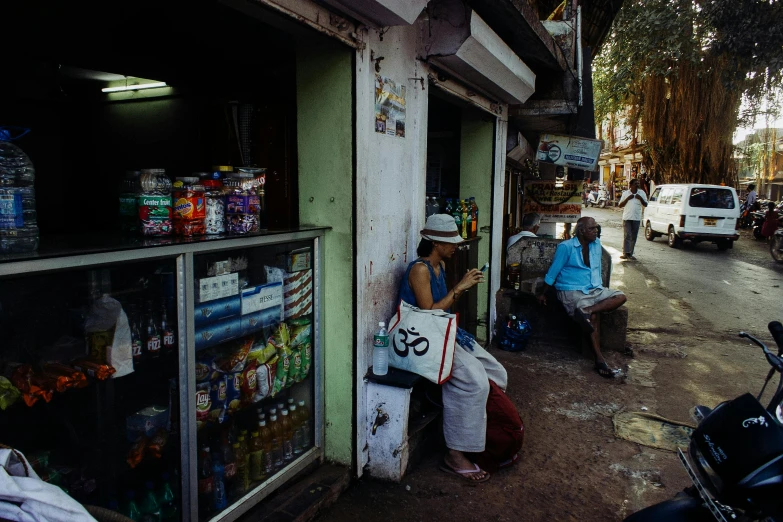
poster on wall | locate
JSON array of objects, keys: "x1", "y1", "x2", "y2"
[
  {"x1": 536, "y1": 134, "x2": 602, "y2": 171},
  {"x1": 375, "y1": 75, "x2": 406, "y2": 138},
  {"x1": 523, "y1": 180, "x2": 582, "y2": 223}
]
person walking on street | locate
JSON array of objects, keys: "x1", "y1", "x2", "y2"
[{"x1": 618, "y1": 178, "x2": 648, "y2": 260}]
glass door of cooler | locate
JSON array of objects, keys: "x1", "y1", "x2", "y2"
[
  {"x1": 191, "y1": 239, "x2": 318, "y2": 522},
  {"x1": 0, "y1": 257, "x2": 183, "y2": 521}
]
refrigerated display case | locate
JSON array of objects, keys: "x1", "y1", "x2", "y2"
[{"x1": 0, "y1": 229, "x2": 325, "y2": 522}]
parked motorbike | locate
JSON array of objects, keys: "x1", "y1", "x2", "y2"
[
  {"x1": 625, "y1": 321, "x2": 783, "y2": 522},
  {"x1": 752, "y1": 210, "x2": 767, "y2": 240},
  {"x1": 585, "y1": 186, "x2": 609, "y2": 208},
  {"x1": 771, "y1": 229, "x2": 783, "y2": 264}
]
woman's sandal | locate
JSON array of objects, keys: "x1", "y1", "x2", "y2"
[
  {"x1": 595, "y1": 361, "x2": 619, "y2": 379},
  {"x1": 439, "y1": 462, "x2": 491, "y2": 484}
]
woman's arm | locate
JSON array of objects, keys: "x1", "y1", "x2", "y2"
[{"x1": 408, "y1": 263, "x2": 483, "y2": 310}]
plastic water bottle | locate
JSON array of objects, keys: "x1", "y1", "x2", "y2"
[
  {"x1": 0, "y1": 127, "x2": 38, "y2": 253},
  {"x1": 373, "y1": 321, "x2": 389, "y2": 376}
]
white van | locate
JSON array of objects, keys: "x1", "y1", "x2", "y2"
[{"x1": 644, "y1": 184, "x2": 740, "y2": 250}]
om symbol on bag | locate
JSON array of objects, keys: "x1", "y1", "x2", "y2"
[{"x1": 393, "y1": 327, "x2": 430, "y2": 357}]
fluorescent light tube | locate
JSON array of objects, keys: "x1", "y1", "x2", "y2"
[{"x1": 102, "y1": 82, "x2": 168, "y2": 93}]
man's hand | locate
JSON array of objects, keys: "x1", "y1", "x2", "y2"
[{"x1": 537, "y1": 293, "x2": 547, "y2": 306}]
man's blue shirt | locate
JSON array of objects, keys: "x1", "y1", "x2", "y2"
[{"x1": 544, "y1": 236, "x2": 603, "y2": 293}]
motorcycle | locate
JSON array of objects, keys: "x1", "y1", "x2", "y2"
[
  {"x1": 771, "y1": 229, "x2": 783, "y2": 264},
  {"x1": 585, "y1": 186, "x2": 609, "y2": 208},
  {"x1": 752, "y1": 210, "x2": 767, "y2": 240},
  {"x1": 625, "y1": 321, "x2": 783, "y2": 522}
]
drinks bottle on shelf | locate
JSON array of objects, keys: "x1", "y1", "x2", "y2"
[
  {"x1": 249, "y1": 431, "x2": 265, "y2": 482},
  {"x1": 212, "y1": 452, "x2": 227, "y2": 512},
  {"x1": 160, "y1": 305, "x2": 175, "y2": 355},
  {"x1": 443, "y1": 198, "x2": 453, "y2": 216},
  {"x1": 145, "y1": 301, "x2": 162, "y2": 359},
  {"x1": 198, "y1": 446, "x2": 214, "y2": 516},
  {"x1": 470, "y1": 197, "x2": 478, "y2": 237},
  {"x1": 452, "y1": 203, "x2": 462, "y2": 237},
  {"x1": 130, "y1": 306, "x2": 143, "y2": 367},
  {"x1": 290, "y1": 404, "x2": 303, "y2": 455},
  {"x1": 0, "y1": 127, "x2": 39, "y2": 253},
  {"x1": 372, "y1": 322, "x2": 389, "y2": 376},
  {"x1": 425, "y1": 197, "x2": 433, "y2": 218},
  {"x1": 297, "y1": 400, "x2": 312, "y2": 448},
  {"x1": 268, "y1": 414, "x2": 284, "y2": 470},
  {"x1": 139, "y1": 481, "x2": 161, "y2": 522},
  {"x1": 231, "y1": 442, "x2": 246, "y2": 496},
  {"x1": 432, "y1": 197, "x2": 440, "y2": 215},
  {"x1": 258, "y1": 419, "x2": 274, "y2": 476},
  {"x1": 281, "y1": 409, "x2": 294, "y2": 462},
  {"x1": 122, "y1": 490, "x2": 142, "y2": 521},
  {"x1": 158, "y1": 472, "x2": 178, "y2": 522},
  {"x1": 220, "y1": 437, "x2": 237, "y2": 496},
  {"x1": 236, "y1": 435, "x2": 250, "y2": 492},
  {"x1": 461, "y1": 200, "x2": 469, "y2": 240}
]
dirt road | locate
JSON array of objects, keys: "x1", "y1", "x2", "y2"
[{"x1": 316, "y1": 207, "x2": 783, "y2": 522}]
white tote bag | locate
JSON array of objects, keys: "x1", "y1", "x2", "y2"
[{"x1": 387, "y1": 300, "x2": 458, "y2": 384}]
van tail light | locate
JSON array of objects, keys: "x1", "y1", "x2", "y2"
[
  {"x1": 736, "y1": 218, "x2": 740, "y2": 230},
  {"x1": 679, "y1": 215, "x2": 686, "y2": 227}
]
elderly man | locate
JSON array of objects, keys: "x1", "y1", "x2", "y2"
[
  {"x1": 507, "y1": 212, "x2": 541, "y2": 250},
  {"x1": 618, "y1": 178, "x2": 648, "y2": 260},
  {"x1": 536, "y1": 216, "x2": 627, "y2": 378}
]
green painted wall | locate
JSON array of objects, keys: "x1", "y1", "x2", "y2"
[
  {"x1": 460, "y1": 113, "x2": 495, "y2": 340},
  {"x1": 296, "y1": 43, "x2": 354, "y2": 465}
]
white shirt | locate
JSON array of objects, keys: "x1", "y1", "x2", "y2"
[
  {"x1": 747, "y1": 190, "x2": 757, "y2": 207},
  {"x1": 507, "y1": 230, "x2": 537, "y2": 250},
  {"x1": 621, "y1": 189, "x2": 648, "y2": 221}
]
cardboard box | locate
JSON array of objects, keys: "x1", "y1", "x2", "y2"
[
  {"x1": 284, "y1": 269, "x2": 313, "y2": 319},
  {"x1": 195, "y1": 316, "x2": 242, "y2": 351},
  {"x1": 241, "y1": 281, "x2": 283, "y2": 316},
  {"x1": 241, "y1": 307, "x2": 282, "y2": 336},
  {"x1": 278, "y1": 248, "x2": 311, "y2": 273},
  {"x1": 194, "y1": 295, "x2": 241, "y2": 327}
]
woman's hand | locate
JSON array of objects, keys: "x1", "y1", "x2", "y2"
[{"x1": 455, "y1": 268, "x2": 484, "y2": 293}]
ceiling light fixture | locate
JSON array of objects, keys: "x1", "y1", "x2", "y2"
[{"x1": 101, "y1": 82, "x2": 168, "y2": 93}]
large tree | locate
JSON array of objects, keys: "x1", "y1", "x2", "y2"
[{"x1": 593, "y1": 0, "x2": 783, "y2": 184}]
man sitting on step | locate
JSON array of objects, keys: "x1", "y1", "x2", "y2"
[{"x1": 536, "y1": 216, "x2": 627, "y2": 378}]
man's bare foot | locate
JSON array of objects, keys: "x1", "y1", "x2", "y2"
[{"x1": 442, "y1": 449, "x2": 488, "y2": 481}]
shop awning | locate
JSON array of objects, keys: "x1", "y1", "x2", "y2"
[
  {"x1": 424, "y1": 1, "x2": 536, "y2": 104},
  {"x1": 321, "y1": 0, "x2": 428, "y2": 26}
]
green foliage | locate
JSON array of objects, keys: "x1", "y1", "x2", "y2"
[{"x1": 593, "y1": 0, "x2": 783, "y2": 184}]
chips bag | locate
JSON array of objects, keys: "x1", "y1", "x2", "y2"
[
  {"x1": 271, "y1": 350, "x2": 289, "y2": 397},
  {"x1": 288, "y1": 348, "x2": 302, "y2": 386},
  {"x1": 300, "y1": 342, "x2": 312, "y2": 380},
  {"x1": 209, "y1": 374, "x2": 228, "y2": 424},
  {"x1": 241, "y1": 361, "x2": 258, "y2": 406},
  {"x1": 247, "y1": 338, "x2": 276, "y2": 365},
  {"x1": 288, "y1": 318, "x2": 312, "y2": 348},
  {"x1": 196, "y1": 382, "x2": 211, "y2": 428},
  {"x1": 214, "y1": 338, "x2": 252, "y2": 374},
  {"x1": 226, "y1": 371, "x2": 243, "y2": 414},
  {"x1": 254, "y1": 357, "x2": 277, "y2": 402}
]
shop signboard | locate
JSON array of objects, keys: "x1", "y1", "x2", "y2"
[
  {"x1": 523, "y1": 180, "x2": 582, "y2": 223},
  {"x1": 536, "y1": 134, "x2": 602, "y2": 171}
]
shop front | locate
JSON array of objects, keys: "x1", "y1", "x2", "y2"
[{"x1": 1, "y1": 1, "x2": 355, "y2": 521}]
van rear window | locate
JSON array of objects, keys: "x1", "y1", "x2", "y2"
[{"x1": 688, "y1": 188, "x2": 735, "y2": 209}]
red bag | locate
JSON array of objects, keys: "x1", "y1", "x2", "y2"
[{"x1": 469, "y1": 380, "x2": 524, "y2": 473}]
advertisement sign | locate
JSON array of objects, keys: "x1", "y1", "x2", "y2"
[
  {"x1": 536, "y1": 134, "x2": 602, "y2": 171},
  {"x1": 523, "y1": 180, "x2": 582, "y2": 223},
  {"x1": 375, "y1": 75, "x2": 406, "y2": 138}
]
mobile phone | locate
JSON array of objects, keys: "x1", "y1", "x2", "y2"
[{"x1": 480, "y1": 262, "x2": 489, "y2": 273}]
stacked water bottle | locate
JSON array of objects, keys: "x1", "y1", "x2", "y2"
[{"x1": 0, "y1": 127, "x2": 38, "y2": 254}]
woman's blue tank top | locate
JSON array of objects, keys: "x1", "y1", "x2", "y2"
[{"x1": 398, "y1": 259, "x2": 449, "y2": 310}]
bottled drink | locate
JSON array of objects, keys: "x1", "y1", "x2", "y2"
[
  {"x1": 119, "y1": 171, "x2": 140, "y2": 234},
  {"x1": 289, "y1": 404, "x2": 303, "y2": 455},
  {"x1": 287, "y1": 398, "x2": 295, "y2": 408},
  {"x1": 231, "y1": 442, "x2": 247, "y2": 496},
  {"x1": 372, "y1": 321, "x2": 389, "y2": 376},
  {"x1": 452, "y1": 204, "x2": 462, "y2": 238},
  {"x1": 297, "y1": 400, "x2": 312, "y2": 448},
  {"x1": 276, "y1": 402, "x2": 285, "y2": 412},
  {"x1": 145, "y1": 302, "x2": 162, "y2": 359},
  {"x1": 197, "y1": 446, "x2": 214, "y2": 516},
  {"x1": 470, "y1": 197, "x2": 479, "y2": 238},
  {"x1": 461, "y1": 200, "x2": 469, "y2": 240},
  {"x1": 267, "y1": 408, "x2": 277, "y2": 418},
  {"x1": 432, "y1": 198, "x2": 440, "y2": 216},
  {"x1": 123, "y1": 490, "x2": 142, "y2": 521},
  {"x1": 268, "y1": 414, "x2": 284, "y2": 470},
  {"x1": 158, "y1": 472, "x2": 178, "y2": 522},
  {"x1": 248, "y1": 430, "x2": 266, "y2": 482},
  {"x1": 139, "y1": 481, "x2": 161, "y2": 522},
  {"x1": 281, "y1": 409, "x2": 294, "y2": 461},
  {"x1": 425, "y1": 197, "x2": 433, "y2": 218},
  {"x1": 130, "y1": 306, "x2": 144, "y2": 367},
  {"x1": 220, "y1": 436, "x2": 237, "y2": 496},
  {"x1": 236, "y1": 436, "x2": 250, "y2": 493},
  {"x1": 258, "y1": 420, "x2": 274, "y2": 476},
  {"x1": 0, "y1": 129, "x2": 38, "y2": 253},
  {"x1": 443, "y1": 198, "x2": 453, "y2": 216},
  {"x1": 160, "y1": 305, "x2": 176, "y2": 355},
  {"x1": 212, "y1": 452, "x2": 227, "y2": 511}
]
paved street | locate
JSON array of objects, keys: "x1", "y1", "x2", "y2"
[{"x1": 315, "y1": 206, "x2": 783, "y2": 522}]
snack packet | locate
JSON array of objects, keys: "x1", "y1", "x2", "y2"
[
  {"x1": 253, "y1": 357, "x2": 276, "y2": 402},
  {"x1": 271, "y1": 348, "x2": 289, "y2": 397},
  {"x1": 226, "y1": 371, "x2": 243, "y2": 414},
  {"x1": 288, "y1": 318, "x2": 312, "y2": 348},
  {"x1": 0, "y1": 376, "x2": 21, "y2": 410},
  {"x1": 213, "y1": 338, "x2": 253, "y2": 374},
  {"x1": 240, "y1": 360, "x2": 258, "y2": 406},
  {"x1": 42, "y1": 363, "x2": 88, "y2": 392},
  {"x1": 288, "y1": 347, "x2": 302, "y2": 387},
  {"x1": 71, "y1": 358, "x2": 116, "y2": 380},
  {"x1": 300, "y1": 342, "x2": 312, "y2": 380},
  {"x1": 247, "y1": 338, "x2": 276, "y2": 365},
  {"x1": 209, "y1": 374, "x2": 228, "y2": 424},
  {"x1": 196, "y1": 382, "x2": 211, "y2": 429}
]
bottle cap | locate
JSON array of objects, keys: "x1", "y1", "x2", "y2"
[
  {"x1": 270, "y1": 415, "x2": 278, "y2": 421},
  {"x1": 379, "y1": 321, "x2": 385, "y2": 327},
  {"x1": 252, "y1": 431, "x2": 259, "y2": 437},
  {"x1": 232, "y1": 443, "x2": 240, "y2": 448},
  {"x1": 259, "y1": 420, "x2": 266, "y2": 426},
  {"x1": 282, "y1": 409, "x2": 289, "y2": 415},
  {"x1": 298, "y1": 400, "x2": 305, "y2": 406}
]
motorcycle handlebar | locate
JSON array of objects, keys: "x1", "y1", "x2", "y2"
[{"x1": 739, "y1": 330, "x2": 783, "y2": 373}]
